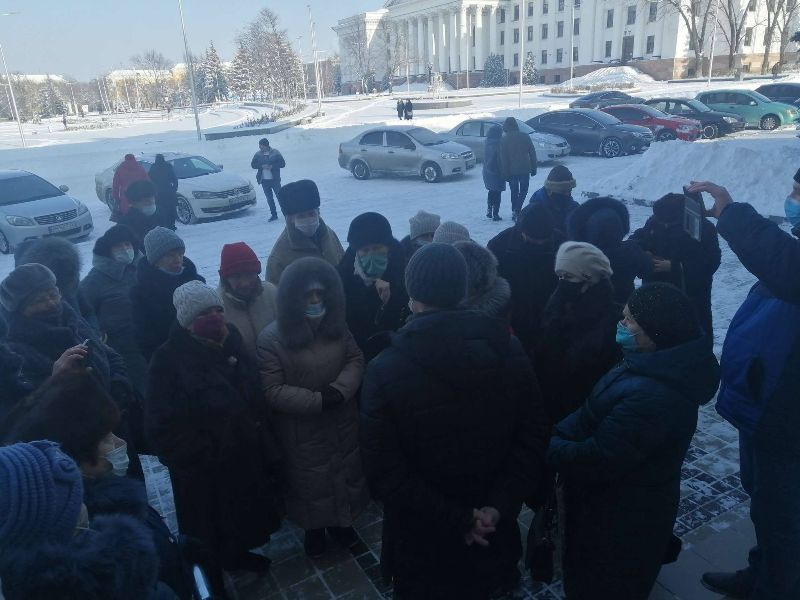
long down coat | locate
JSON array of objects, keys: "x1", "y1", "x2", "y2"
[{"x1": 257, "y1": 257, "x2": 368, "y2": 531}]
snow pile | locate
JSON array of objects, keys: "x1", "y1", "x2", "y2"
[
  {"x1": 593, "y1": 136, "x2": 800, "y2": 216},
  {"x1": 557, "y1": 66, "x2": 655, "y2": 90}
]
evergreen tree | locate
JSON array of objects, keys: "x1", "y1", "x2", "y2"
[
  {"x1": 37, "y1": 77, "x2": 66, "y2": 117},
  {"x1": 200, "y1": 42, "x2": 228, "y2": 103},
  {"x1": 522, "y1": 52, "x2": 539, "y2": 85},
  {"x1": 229, "y1": 42, "x2": 253, "y2": 100},
  {"x1": 482, "y1": 54, "x2": 506, "y2": 87}
]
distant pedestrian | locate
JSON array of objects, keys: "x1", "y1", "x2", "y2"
[
  {"x1": 529, "y1": 165, "x2": 579, "y2": 236},
  {"x1": 498, "y1": 117, "x2": 537, "y2": 222},
  {"x1": 148, "y1": 154, "x2": 179, "y2": 230},
  {"x1": 396, "y1": 99, "x2": 404, "y2": 120},
  {"x1": 483, "y1": 124, "x2": 506, "y2": 221},
  {"x1": 117, "y1": 180, "x2": 162, "y2": 247},
  {"x1": 111, "y1": 154, "x2": 149, "y2": 221},
  {"x1": 251, "y1": 138, "x2": 286, "y2": 222},
  {"x1": 404, "y1": 98, "x2": 413, "y2": 120},
  {"x1": 62, "y1": 114, "x2": 67, "y2": 130}
]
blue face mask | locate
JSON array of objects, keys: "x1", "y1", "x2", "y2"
[
  {"x1": 785, "y1": 197, "x2": 800, "y2": 227},
  {"x1": 304, "y1": 302, "x2": 326, "y2": 319},
  {"x1": 616, "y1": 322, "x2": 639, "y2": 351},
  {"x1": 139, "y1": 205, "x2": 157, "y2": 217}
]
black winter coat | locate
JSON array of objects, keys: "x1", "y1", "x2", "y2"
[
  {"x1": 547, "y1": 337, "x2": 720, "y2": 599},
  {"x1": 631, "y1": 218, "x2": 721, "y2": 340},
  {"x1": 337, "y1": 241, "x2": 409, "y2": 360},
  {"x1": 535, "y1": 280, "x2": 623, "y2": 423},
  {"x1": 148, "y1": 161, "x2": 179, "y2": 228},
  {"x1": 145, "y1": 324, "x2": 281, "y2": 560},
  {"x1": 360, "y1": 310, "x2": 549, "y2": 599},
  {"x1": 0, "y1": 341, "x2": 34, "y2": 426},
  {"x1": 487, "y1": 226, "x2": 561, "y2": 352},
  {"x1": 117, "y1": 208, "x2": 165, "y2": 250},
  {"x1": 130, "y1": 257, "x2": 205, "y2": 360}
]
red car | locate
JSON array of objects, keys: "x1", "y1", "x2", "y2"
[{"x1": 601, "y1": 104, "x2": 702, "y2": 141}]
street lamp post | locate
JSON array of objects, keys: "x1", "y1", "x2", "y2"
[
  {"x1": 0, "y1": 13, "x2": 25, "y2": 148},
  {"x1": 569, "y1": 1, "x2": 575, "y2": 90},
  {"x1": 518, "y1": 0, "x2": 524, "y2": 107},
  {"x1": 707, "y1": 0, "x2": 721, "y2": 86},
  {"x1": 177, "y1": 0, "x2": 202, "y2": 141},
  {"x1": 308, "y1": 5, "x2": 322, "y2": 115}
]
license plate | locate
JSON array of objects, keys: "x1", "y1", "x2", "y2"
[{"x1": 49, "y1": 221, "x2": 76, "y2": 233}]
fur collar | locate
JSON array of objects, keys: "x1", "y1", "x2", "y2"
[{"x1": 463, "y1": 277, "x2": 512, "y2": 318}]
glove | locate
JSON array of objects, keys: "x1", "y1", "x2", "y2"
[{"x1": 321, "y1": 385, "x2": 345, "y2": 410}]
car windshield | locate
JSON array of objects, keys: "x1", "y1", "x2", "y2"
[
  {"x1": 407, "y1": 128, "x2": 446, "y2": 145},
  {"x1": 0, "y1": 174, "x2": 64, "y2": 205},
  {"x1": 588, "y1": 110, "x2": 621, "y2": 125},
  {"x1": 167, "y1": 156, "x2": 221, "y2": 179},
  {"x1": 749, "y1": 91, "x2": 773, "y2": 103},
  {"x1": 686, "y1": 100, "x2": 711, "y2": 112}
]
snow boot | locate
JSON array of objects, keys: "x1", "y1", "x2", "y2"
[
  {"x1": 486, "y1": 206, "x2": 492, "y2": 219},
  {"x1": 492, "y1": 206, "x2": 502, "y2": 221},
  {"x1": 268, "y1": 213, "x2": 278, "y2": 222},
  {"x1": 700, "y1": 570, "x2": 752, "y2": 598},
  {"x1": 304, "y1": 528, "x2": 327, "y2": 558}
]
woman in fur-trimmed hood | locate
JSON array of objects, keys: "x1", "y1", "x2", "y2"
[
  {"x1": 453, "y1": 240, "x2": 512, "y2": 321},
  {"x1": 257, "y1": 257, "x2": 368, "y2": 559}
]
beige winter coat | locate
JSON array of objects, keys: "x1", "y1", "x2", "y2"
[
  {"x1": 266, "y1": 218, "x2": 344, "y2": 285},
  {"x1": 218, "y1": 281, "x2": 277, "y2": 361}
]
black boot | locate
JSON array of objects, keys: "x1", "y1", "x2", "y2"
[
  {"x1": 268, "y1": 213, "x2": 278, "y2": 222},
  {"x1": 486, "y1": 205, "x2": 492, "y2": 218},
  {"x1": 492, "y1": 205, "x2": 502, "y2": 221},
  {"x1": 700, "y1": 570, "x2": 752, "y2": 598},
  {"x1": 328, "y1": 526, "x2": 360, "y2": 550},
  {"x1": 304, "y1": 528, "x2": 327, "y2": 558}
]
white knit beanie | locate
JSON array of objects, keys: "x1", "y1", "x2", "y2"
[
  {"x1": 432, "y1": 221, "x2": 470, "y2": 245},
  {"x1": 555, "y1": 241, "x2": 613, "y2": 284},
  {"x1": 173, "y1": 281, "x2": 223, "y2": 327}
]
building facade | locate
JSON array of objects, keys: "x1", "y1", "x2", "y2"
[{"x1": 334, "y1": 0, "x2": 796, "y2": 91}]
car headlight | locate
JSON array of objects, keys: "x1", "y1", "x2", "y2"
[
  {"x1": 5, "y1": 215, "x2": 35, "y2": 226},
  {"x1": 440, "y1": 152, "x2": 461, "y2": 160},
  {"x1": 73, "y1": 199, "x2": 88, "y2": 215},
  {"x1": 722, "y1": 116, "x2": 737, "y2": 123},
  {"x1": 192, "y1": 191, "x2": 214, "y2": 199},
  {"x1": 632, "y1": 132, "x2": 646, "y2": 138}
]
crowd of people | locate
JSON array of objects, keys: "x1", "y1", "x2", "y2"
[{"x1": 0, "y1": 134, "x2": 798, "y2": 600}]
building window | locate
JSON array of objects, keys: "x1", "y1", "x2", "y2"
[
  {"x1": 559, "y1": 0, "x2": 565, "y2": 11},
  {"x1": 529, "y1": 2, "x2": 534, "y2": 16},
  {"x1": 500, "y1": 8, "x2": 506, "y2": 23},
  {"x1": 540, "y1": 74, "x2": 547, "y2": 84},
  {"x1": 573, "y1": 46, "x2": 579, "y2": 61},
  {"x1": 514, "y1": 28, "x2": 520, "y2": 43},
  {"x1": 528, "y1": 25, "x2": 534, "y2": 41},
  {"x1": 514, "y1": 5, "x2": 520, "y2": 20},
  {"x1": 543, "y1": 1, "x2": 549, "y2": 14},
  {"x1": 574, "y1": 18, "x2": 580, "y2": 35},
  {"x1": 514, "y1": 53, "x2": 519, "y2": 66},
  {"x1": 744, "y1": 27, "x2": 753, "y2": 46},
  {"x1": 743, "y1": 63, "x2": 751, "y2": 72},
  {"x1": 557, "y1": 48, "x2": 564, "y2": 62},
  {"x1": 575, "y1": 0, "x2": 581, "y2": 8},
  {"x1": 627, "y1": 6, "x2": 636, "y2": 25},
  {"x1": 555, "y1": 74, "x2": 561, "y2": 83},
  {"x1": 500, "y1": 30, "x2": 505, "y2": 45},
  {"x1": 649, "y1": 2, "x2": 658, "y2": 22},
  {"x1": 558, "y1": 21, "x2": 564, "y2": 37},
  {"x1": 542, "y1": 23, "x2": 549, "y2": 39},
  {"x1": 605, "y1": 40, "x2": 612, "y2": 57},
  {"x1": 646, "y1": 35, "x2": 655, "y2": 54},
  {"x1": 607, "y1": 9, "x2": 614, "y2": 28},
  {"x1": 748, "y1": 0, "x2": 756, "y2": 10},
  {"x1": 472, "y1": 25, "x2": 476, "y2": 47},
  {"x1": 542, "y1": 50, "x2": 548, "y2": 64}
]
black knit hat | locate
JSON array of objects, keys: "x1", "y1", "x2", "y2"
[
  {"x1": 627, "y1": 283, "x2": 703, "y2": 349},
  {"x1": 278, "y1": 179, "x2": 321, "y2": 216},
  {"x1": 93, "y1": 224, "x2": 138, "y2": 257},
  {"x1": 547, "y1": 165, "x2": 574, "y2": 182},
  {"x1": 127, "y1": 180, "x2": 156, "y2": 204},
  {"x1": 405, "y1": 243, "x2": 467, "y2": 309},
  {"x1": 347, "y1": 212, "x2": 394, "y2": 250},
  {"x1": 653, "y1": 193, "x2": 685, "y2": 225},
  {"x1": 518, "y1": 203, "x2": 555, "y2": 240}
]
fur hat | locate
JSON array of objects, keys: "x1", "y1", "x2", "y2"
[
  {"x1": 453, "y1": 241, "x2": 511, "y2": 317},
  {"x1": 568, "y1": 196, "x2": 630, "y2": 249},
  {"x1": 545, "y1": 165, "x2": 577, "y2": 196},
  {"x1": 409, "y1": 210, "x2": 441, "y2": 241},
  {"x1": 555, "y1": 241, "x2": 613, "y2": 284},
  {"x1": 347, "y1": 212, "x2": 394, "y2": 249},
  {"x1": 93, "y1": 224, "x2": 139, "y2": 257},
  {"x1": 173, "y1": 281, "x2": 223, "y2": 327},
  {"x1": 405, "y1": 242, "x2": 467, "y2": 309},
  {"x1": 143, "y1": 227, "x2": 184, "y2": 265},
  {"x1": 219, "y1": 242, "x2": 262, "y2": 278},
  {"x1": 15, "y1": 237, "x2": 82, "y2": 295},
  {"x1": 628, "y1": 283, "x2": 703, "y2": 349},
  {"x1": 432, "y1": 221, "x2": 470, "y2": 245},
  {"x1": 0, "y1": 263, "x2": 58, "y2": 313},
  {"x1": 278, "y1": 179, "x2": 321, "y2": 216}
]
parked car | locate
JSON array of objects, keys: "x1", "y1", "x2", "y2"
[
  {"x1": 569, "y1": 90, "x2": 645, "y2": 109},
  {"x1": 526, "y1": 109, "x2": 654, "y2": 158},
  {"x1": 755, "y1": 82, "x2": 800, "y2": 108},
  {"x1": 95, "y1": 152, "x2": 256, "y2": 224},
  {"x1": 0, "y1": 169, "x2": 93, "y2": 254},
  {"x1": 338, "y1": 126, "x2": 475, "y2": 183},
  {"x1": 694, "y1": 89, "x2": 798, "y2": 130},
  {"x1": 643, "y1": 97, "x2": 745, "y2": 139},
  {"x1": 443, "y1": 118, "x2": 570, "y2": 162},
  {"x1": 601, "y1": 104, "x2": 702, "y2": 141}
]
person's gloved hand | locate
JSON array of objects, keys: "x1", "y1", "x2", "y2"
[{"x1": 321, "y1": 385, "x2": 345, "y2": 410}]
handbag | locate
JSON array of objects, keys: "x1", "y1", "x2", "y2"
[{"x1": 526, "y1": 475, "x2": 565, "y2": 583}]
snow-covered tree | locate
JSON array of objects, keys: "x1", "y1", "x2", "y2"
[
  {"x1": 522, "y1": 52, "x2": 538, "y2": 85},
  {"x1": 200, "y1": 42, "x2": 228, "y2": 103},
  {"x1": 482, "y1": 54, "x2": 506, "y2": 87},
  {"x1": 37, "y1": 77, "x2": 66, "y2": 117},
  {"x1": 229, "y1": 42, "x2": 254, "y2": 100}
]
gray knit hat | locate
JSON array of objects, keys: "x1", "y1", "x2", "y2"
[
  {"x1": 405, "y1": 242, "x2": 467, "y2": 309},
  {"x1": 0, "y1": 263, "x2": 58, "y2": 313},
  {"x1": 144, "y1": 227, "x2": 185, "y2": 265},
  {"x1": 432, "y1": 221, "x2": 470, "y2": 245},
  {"x1": 555, "y1": 241, "x2": 613, "y2": 284},
  {"x1": 409, "y1": 210, "x2": 441, "y2": 241},
  {"x1": 173, "y1": 281, "x2": 223, "y2": 327}
]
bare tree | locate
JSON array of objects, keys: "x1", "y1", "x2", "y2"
[
  {"x1": 375, "y1": 20, "x2": 408, "y2": 92},
  {"x1": 760, "y1": 0, "x2": 791, "y2": 73},
  {"x1": 340, "y1": 19, "x2": 378, "y2": 93},
  {"x1": 661, "y1": 0, "x2": 716, "y2": 75},
  {"x1": 131, "y1": 50, "x2": 174, "y2": 108},
  {"x1": 777, "y1": 0, "x2": 800, "y2": 65},
  {"x1": 718, "y1": 0, "x2": 750, "y2": 70}
]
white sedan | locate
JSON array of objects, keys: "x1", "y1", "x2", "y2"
[
  {"x1": 444, "y1": 118, "x2": 571, "y2": 162},
  {"x1": 94, "y1": 152, "x2": 256, "y2": 224}
]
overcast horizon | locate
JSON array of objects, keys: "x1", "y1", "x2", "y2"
[{"x1": 0, "y1": 0, "x2": 371, "y2": 81}]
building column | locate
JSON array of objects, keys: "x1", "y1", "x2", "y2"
[
  {"x1": 438, "y1": 12, "x2": 448, "y2": 72},
  {"x1": 450, "y1": 9, "x2": 459, "y2": 73},
  {"x1": 474, "y1": 7, "x2": 485, "y2": 70},
  {"x1": 489, "y1": 7, "x2": 498, "y2": 58},
  {"x1": 416, "y1": 16, "x2": 426, "y2": 74},
  {"x1": 427, "y1": 14, "x2": 436, "y2": 74},
  {"x1": 460, "y1": 6, "x2": 469, "y2": 72}
]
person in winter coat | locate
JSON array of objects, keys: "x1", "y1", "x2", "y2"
[
  {"x1": 400, "y1": 210, "x2": 440, "y2": 262},
  {"x1": 148, "y1": 154, "x2": 179, "y2": 229},
  {"x1": 251, "y1": 137, "x2": 286, "y2": 221},
  {"x1": 498, "y1": 117, "x2": 537, "y2": 221},
  {"x1": 257, "y1": 257, "x2": 368, "y2": 558},
  {"x1": 145, "y1": 281, "x2": 281, "y2": 580},
  {"x1": 548, "y1": 283, "x2": 720, "y2": 600},
  {"x1": 130, "y1": 227, "x2": 205, "y2": 360},
  {"x1": 396, "y1": 99, "x2": 404, "y2": 120},
  {"x1": 112, "y1": 153, "x2": 149, "y2": 220},
  {"x1": 337, "y1": 212, "x2": 409, "y2": 360},
  {"x1": 432, "y1": 220, "x2": 471, "y2": 245},
  {"x1": 488, "y1": 204, "x2": 562, "y2": 354},
  {"x1": 2, "y1": 371, "x2": 195, "y2": 600},
  {"x1": 80, "y1": 225, "x2": 149, "y2": 395},
  {"x1": 217, "y1": 242, "x2": 277, "y2": 360},
  {"x1": 118, "y1": 179, "x2": 163, "y2": 250},
  {"x1": 483, "y1": 124, "x2": 506, "y2": 221},
  {"x1": 403, "y1": 98, "x2": 413, "y2": 120},
  {"x1": 15, "y1": 236, "x2": 98, "y2": 329},
  {"x1": 687, "y1": 178, "x2": 800, "y2": 600},
  {"x1": 267, "y1": 179, "x2": 344, "y2": 284},
  {"x1": 529, "y1": 165, "x2": 579, "y2": 236},
  {"x1": 568, "y1": 196, "x2": 654, "y2": 305},
  {"x1": 630, "y1": 192, "x2": 721, "y2": 343},
  {"x1": 360, "y1": 243, "x2": 550, "y2": 599},
  {"x1": 536, "y1": 242, "x2": 622, "y2": 423},
  {"x1": 0, "y1": 441, "x2": 165, "y2": 600},
  {"x1": 453, "y1": 240, "x2": 512, "y2": 321}
]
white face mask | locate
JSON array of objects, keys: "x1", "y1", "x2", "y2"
[
  {"x1": 140, "y1": 205, "x2": 157, "y2": 217},
  {"x1": 294, "y1": 216, "x2": 320, "y2": 237},
  {"x1": 113, "y1": 248, "x2": 135, "y2": 265},
  {"x1": 105, "y1": 442, "x2": 129, "y2": 477}
]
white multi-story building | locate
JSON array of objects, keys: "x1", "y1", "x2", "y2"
[{"x1": 334, "y1": 0, "x2": 796, "y2": 91}]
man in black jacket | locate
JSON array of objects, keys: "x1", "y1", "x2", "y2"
[
  {"x1": 360, "y1": 243, "x2": 549, "y2": 599},
  {"x1": 251, "y1": 137, "x2": 286, "y2": 222}
]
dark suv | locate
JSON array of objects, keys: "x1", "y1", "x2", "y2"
[
  {"x1": 755, "y1": 82, "x2": 800, "y2": 108},
  {"x1": 643, "y1": 97, "x2": 745, "y2": 139},
  {"x1": 569, "y1": 90, "x2": 644, "y2": 109},
  {"x1": 526, "y1": 109, "x2": 654, "y2": 158}
]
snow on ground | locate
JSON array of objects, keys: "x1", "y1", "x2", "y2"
[{"x1": 557, "y1": 66, "x2": 656, "y2": 89}]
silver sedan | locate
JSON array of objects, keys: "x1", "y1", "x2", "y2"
[
  {"x1": 443, "y1": 118, "x2": 571, "y2": 162},
  {"x1": 338, "y1": 126, "x2": 476, "y2": 183}
]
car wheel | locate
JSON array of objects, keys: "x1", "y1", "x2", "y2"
[
  {"x1": 702, "y1": 124, "x2": 719, "y2": 139},
  {"x1": 760, "y1": 114, "x2": 779, "y2": 130},
  {"x1": 104, "y1": 189, "x2": 115, "y2": 211},
  {"x1": 422, "y1": 162, "x2": 442, "y2": 183},
  {"x1": 351, "y1": 160, "x2": 371, "y2": 180},
  {"x1": 176, "y1": 195, "x2": 197, "y2": 225},
  {"x1": 657, "y1": 130, "x2": 677, "y2": 142},
  {"x1": 599, "y1": 137, "x2": 623, "y2": 158},
  {"x1": 0, "y1": 231, "x2": 10, "y2": 254}
]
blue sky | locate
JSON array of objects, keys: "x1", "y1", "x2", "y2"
[{"x1": 0, "y1": 0, "x2": 364, "y2": 80}]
